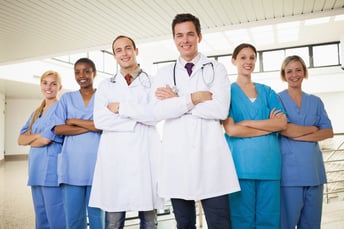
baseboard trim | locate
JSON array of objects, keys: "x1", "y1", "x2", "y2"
[{"x1": 4, "y1": 154, "x2": 28, "y2": 161}]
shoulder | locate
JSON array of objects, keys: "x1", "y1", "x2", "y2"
[
  {"x1": 255, "y1": 83, "x2": 272, "y2": 91},
  {"x1": 302, "y1": 92, "x2": 322, "y2": 103},
  {"x1": 97, "y1": 77, "x2": 113, "y2": 88}
]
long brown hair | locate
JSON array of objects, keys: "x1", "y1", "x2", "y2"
[{"x1": 27, "y1": 70, "x2": 62, "y2": 133}]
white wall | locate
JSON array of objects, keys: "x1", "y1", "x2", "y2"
[
  {"x1": 5, "y1": 99, "x2": 40, "y2": 155},
  {"x1": 0, "y1": 92, "x2": 5, "y2": 160},
  {"x1": 319, "y1": 92, "x2": 344, "y2": 134}
]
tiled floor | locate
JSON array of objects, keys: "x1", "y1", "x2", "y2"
[{"x1": 1, "y1": 159, "x2": 344, "y2": 229}]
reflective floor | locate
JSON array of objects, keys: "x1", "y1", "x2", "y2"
[{"x1": 1, "y1": 159, "x2": 344, "y2": 229}]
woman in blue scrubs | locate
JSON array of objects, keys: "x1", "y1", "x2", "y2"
[
  {"x1": 278, "y1": 55, "x2": 333, "y2": 229},
  {"x1": 53, "y1": 58, "x2": 104, "y2": 229},
  {"x1": 223, "y1": 43, "x2": 287, "y2": 229},
  {"x1": 18, "y1": 70, "x2": 66, "y2": 229}
]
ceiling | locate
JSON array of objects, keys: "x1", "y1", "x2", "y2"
[{"x1": 0, "y1": 0, "x2": 344, "y2": 99}]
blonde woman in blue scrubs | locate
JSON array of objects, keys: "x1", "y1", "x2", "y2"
[
  {"x1": 18, "y1": 70, "x2": 66, "y2": 229},
  {"x1": 278, "y1": 55, "x2": 333, "y2": 229},
  {"x1": 223, "y1": 43, "x2": 287, "y2": 229}
]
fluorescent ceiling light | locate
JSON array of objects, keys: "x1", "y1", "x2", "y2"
[
  {"x1": 304, "y1": 17, "x2": 330, "y2": 25},
  {"x1": 334, "y1": 14, "x2": 344, "y2": 21}
]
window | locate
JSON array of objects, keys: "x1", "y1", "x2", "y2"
[
  {"x1": 217, "y1": 55, "x2": 236, "y2": 75},
  {"x1": 313, "y1": 44, "x2": 340, "y2": 67},
  {"x1": 262, "y1": 50, "x2": 285, "y2": 71},
  {"x1": 285, "y1": 47, "x2": 310, "y2": 67}
]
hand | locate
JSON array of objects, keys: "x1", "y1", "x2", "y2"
[
  {"x1": 155, "y1": 85, "x2": 178, "y2": 100},
  {"x1": 269, "y1": 108, "x2": 284, "y2": 119},
  {"x1": 107, "y1": 102, "x2": 120, "y2": 113},
  {"x1": 191, "y1": 91, "x2": 213, "y2": 105}
]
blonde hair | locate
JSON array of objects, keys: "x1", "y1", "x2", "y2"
[{"x1": 27, "y1": 70, "x2": 62, "y2": 132}]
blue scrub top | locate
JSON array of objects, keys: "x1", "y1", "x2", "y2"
[
  {"x1": 20, "y1": 103, "x2": 63, "y2": 186},
  {"x1": 225, "y1": 83, "x2": 285, "y2": 180},
  {"x1": 53, "y1": 91, "x2": 100, "y2": 186},
  {"x1": 278, "y1": 90, "x2": 332, "y2": 186}
]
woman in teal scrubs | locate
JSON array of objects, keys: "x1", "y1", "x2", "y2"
[
  {"x1": 223, "y1": 43, "x2": 287, "y2": 229},
  {"x1": 278, "y1": 55, "x2": 333, "y2": 229}
]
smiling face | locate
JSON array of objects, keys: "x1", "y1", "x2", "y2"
[
  {"x1": 74, "y1": 62, "x2": 95, "y2": 89},
  {"x1": 113, "y1": 37, "x2": 138, "y2": 72},
  {"x1": 173, "y1": 21, "x2": 202, "y2": 62},
  {"x1": 232, "y1": 47, "x2": 257, "y2": 77},
  {"x1": 284, "y1": 60, "x2": 305, "y2": 89},
  {"x1": 40, "y1": 73, "x2": 62, "y2": 100}
]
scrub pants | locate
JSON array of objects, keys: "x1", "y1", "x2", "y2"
[
  {"x1": 229, "y1": 179, "x2": 280, "y2": 229},
  {"x1": 31, "y1": 186, "x2": 66, "y2": 229},
  {"x1": 62, "y1": 184, "x2": 105, "y2": 229},
  {"x1": 106, "y1": 210, "x2": 157, "y2": 229},
  {"x1": 280, "y1": 185, "x2": 323, "y2": 229},
  {"x1": 171, "y1": 194, "x2": 231, "y2": 229}
]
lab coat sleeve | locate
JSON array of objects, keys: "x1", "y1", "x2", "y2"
[
  {"x1": 191, "y1": 62, "x2": 230, "y2": 120},
  {"x1": 93, "y1": 82, "x2": 136, "y2": 132},
  {"x1": 118, "y1": 98, "x2": 159, "y2": 126},
  {"x1": 150, "y1": 69, "x2": 194, "y2": 121}
]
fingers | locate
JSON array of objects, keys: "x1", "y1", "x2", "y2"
[{"x1": 270, "y1": 108, "x2": 283, "y2": 118}]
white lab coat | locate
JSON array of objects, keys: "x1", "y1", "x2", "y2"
[
  {"x1": 89, "y1": 72, "x2": 164, "y2": 212},
  {"x1": 152, "y1": 53, "x2": 240, "y2": 200}
]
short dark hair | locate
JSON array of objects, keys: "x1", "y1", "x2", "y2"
[
  {"x1": 74, "y1": 57, "x2": 96, "y2": 73},
  {"x1": 172, "y1": 13, "x2": 201, "y2": 37},
  {"x1": 232, "y1": 43, "x2": 257, "y2": 60},
  {"x1": 112, "y1": 35, "x2": 136, "y2": 54}
]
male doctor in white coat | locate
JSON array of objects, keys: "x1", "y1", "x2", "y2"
[
  {"x1": 153, "y1": 13, "x2": 240, "y2": 229},
  {"x1": 89, "y1": 35, "x2": 163, "y2": 229}
]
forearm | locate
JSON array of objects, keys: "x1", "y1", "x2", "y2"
[
  {"x1": 292, "y1": 128, "x2": 334, "y2": 142},
  {"x1": 223, "y1": 118, "x2": 271, "y2": 137},
  {"x1": 54, "y1": 125, "x2": 88, "y2": 136},
  {"x1": 240, "y1": 116, "x2": 287, "y2": 132},
  {"x1": 30, "y1": 137, "x2": 52, "y2": 147},
  {"x1": 280, "y1": 123, "x2": 318, "y2": 138},
  {"x1": 17, "y1": 133, "x2": 40, "y2": 146},
  {"x1": 66, "y1": 119, "x2": 98, "y2": 132}
]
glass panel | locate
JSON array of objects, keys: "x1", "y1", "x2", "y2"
[
  {"x1": 217, "y1": 55, "x2": 235, "y2": 75},
  {"x1": 285, "y1": 47, "x2": 310, "y2": 67},
  {"x1": 103, "y1": 52, "x2": 116, "y2": 74},
  {"x1": 262, "y1": 50, "x2": 285, "y2": 71},
  {"x1": 89, "y1": 51, "x2": 104, "y2": 72},
  {"x1": 313, "y1": 44, "x2": 339, "y2": 66}
]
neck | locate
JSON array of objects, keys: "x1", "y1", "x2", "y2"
[
  {"x1": 80, "y1": 87, "x2": 95, "y2": 94},
  {"x1": 44, "y1": 97, "x2": 57, "y2": 110},
  {"x1": 121, "y1": 64, "x2": 139, "y2": 75}
]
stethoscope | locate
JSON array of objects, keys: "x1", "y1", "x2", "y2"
[
  {"x1": 110, "y1": 69, "x2": 151, "y2": 88},
  {"x1": 172, "y1": 62, "x2": 215, "y2": 93}
]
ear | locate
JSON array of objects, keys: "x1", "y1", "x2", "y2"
[
  {"x1": 135, "y1": 48, "x2": 139, "y2": 56},
  {"x1": 198, "y1": 33, "x2": 202, "y2": 43},
  {"x1": 231, "y1": 58, "x2": 236, "y2": 65}
]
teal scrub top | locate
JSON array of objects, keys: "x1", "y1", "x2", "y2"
[{"x1": 225, "y1": 83, "x2": 285, "y2": 180}]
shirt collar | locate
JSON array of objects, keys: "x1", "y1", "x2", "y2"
[
  {"x1": 179, "y1": 53, "x2": 201, "y2": 66},
  {"x1": 120, "y1": 66, "x2": 141, "y2": 80}
]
